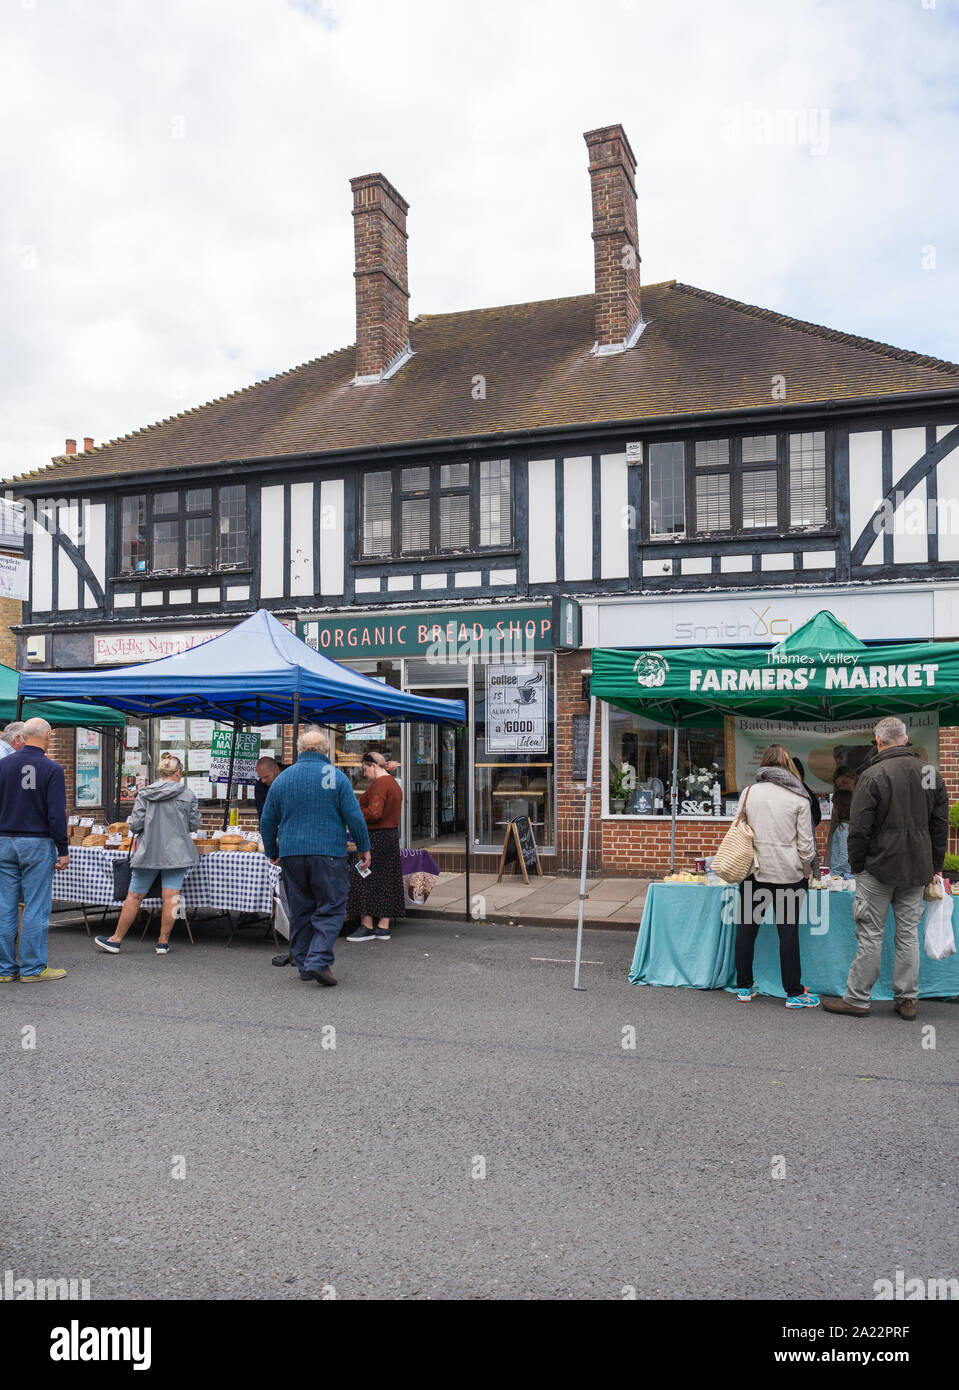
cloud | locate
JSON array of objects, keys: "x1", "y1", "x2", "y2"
[{"x1": 1, "y1": 0, "x2": 957, "y2": 479}]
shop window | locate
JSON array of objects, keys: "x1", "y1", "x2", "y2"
[
  {"x1": 119, "y1": 717, "x2": 284, "y2": 806},
  {"x1": 605, "y1": 707, "x2": 727, "y2": 816},
  {"x1": 359, "y1": 459, "x2": 512, "y2": 558},
  {"x1": 473, "y1": 657, "x2": 554, "y2": 849},
  {"x1": 325, "y1": 660, "x2": 404, "y2": 799},
  {"x1": 75, "y1": 729, "x2": 102, "y2": 808},
  {"x1": 117, "y1": 486, "x2": 248, "y2": 575}
]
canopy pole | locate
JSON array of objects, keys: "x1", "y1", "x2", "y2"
[
  {"x1": 572, "y1": 694, "x2": 598, "y2": 992},
  {"x1": 464, "y1": 745, "x2": 471, "y2": 924},
  {"x1": 16, "y1": 695, "x2": 23, "y2": 720},
  {"x1": 114, "y1": 730, "x2": 124, "y2": 823},
  {"x1": 222, "y1": 718, "x2": 241, "y2": 830},
  {"x1": 291, "y1": 692, "x2": 300, "y2": 765},
  {"x1": 669, "y1": 719, "x2": 679, "y2": 873}
]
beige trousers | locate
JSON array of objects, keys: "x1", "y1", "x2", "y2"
[{"x1": 845, "y1": 870, "x2": 924, "y2": 1007}]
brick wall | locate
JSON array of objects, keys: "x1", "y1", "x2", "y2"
[
  {"x1": 555, "y1": 650, "x2": 602, "y2": 872},
  {"x1": 0, "y1": 593, "x2": 21, "y2": 669}
]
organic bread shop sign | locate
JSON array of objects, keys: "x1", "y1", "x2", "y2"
[{"x1": 300, "y1": 606, "x2": 556, "y2": 658}]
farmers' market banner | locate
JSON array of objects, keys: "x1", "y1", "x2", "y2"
[
  {"x1": 590, "y1": 610, "x2": 959, "y2": 726},
  {"x1": 723, "y1": 713, "x2": 939, "y2": 793}
]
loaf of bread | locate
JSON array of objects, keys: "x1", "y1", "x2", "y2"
[{"x1": 81, "y1": 834, "x2": 107, "y2": 847}]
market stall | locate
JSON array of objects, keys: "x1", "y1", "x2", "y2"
[
  {"x1": 575, "y1": 609, "x2": 959, "y2": 990},
  {"x1": 630, "y1": 882, "x2": 959, "y2": 999},
  {"x1": 19, "y1": 609, "x2": 468, "y2": 923}
]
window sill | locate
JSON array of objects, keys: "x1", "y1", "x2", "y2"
[
  {"x1": 352, "y1": 549, "x2": 519, "y2": 567},
  {"x1": 643, "y1": 529, "x2": 839, "y2": 545},
  {"x1": 111, "y1": 568, "x2": 253, "y2": 585},
  {"x1": 604, "y1": 813, "x2": 734, "y2": 822}
]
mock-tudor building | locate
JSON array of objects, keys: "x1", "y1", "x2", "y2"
[{"x1": 12, "y1": 123, "x2": 959, "y2": 872}]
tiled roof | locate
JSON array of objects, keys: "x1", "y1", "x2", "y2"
[{"x1": 18, "y1": 281, "x2": 959, "y2": 485}]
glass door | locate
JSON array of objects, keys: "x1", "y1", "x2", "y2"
[{"x1": 409, "y1": 722, "x2": 438, "y2": 842}]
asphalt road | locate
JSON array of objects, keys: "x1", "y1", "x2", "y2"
[{"x1": 2, "y1": 913, "x2": 956, "y2": 1300}]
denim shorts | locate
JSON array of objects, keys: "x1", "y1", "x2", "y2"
[{"x1": 129, "y1": 866, "x2": 188, "y2": 895}]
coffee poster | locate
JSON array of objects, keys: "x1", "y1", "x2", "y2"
[{"x1": 486, "y1": 662, "x2": 547, "y2": 753}]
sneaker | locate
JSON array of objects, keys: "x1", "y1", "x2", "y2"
[
  {"x1": 346, "y1": 926, "x2": 375, "y2": 942},
  {"x1": 20, "y1": 967, "x2": 67, "y2": 982},
  {"x1": 94, "y1": 936, "x2": 121, "y2": 954},
  {"x1": 0, "y1": 973, "x2": 18, "y2": 983},
  {"x1": 736, "y1": 987, "x2": 756, "y2": 1002},
  {"x1": 786, "y1": 990, "x2": 820, "y2": 1009},
  {"x1": 373, "y1": 926, "x2": 391, "y2": 941},
  {"x1": 155, "y1": 943, "x2": 171, "y2": 955}
]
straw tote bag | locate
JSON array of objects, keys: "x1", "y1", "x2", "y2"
[{"x1": 711, "y1": 786, "x2": 755, "y2": 884}]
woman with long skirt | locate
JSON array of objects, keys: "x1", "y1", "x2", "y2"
[{"x1": 346, "y1": 752, "x2": 405, "y2": 942}]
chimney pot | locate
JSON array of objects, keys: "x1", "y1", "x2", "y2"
[
  {"x1": 65, "y1": 438, "x2": 77, "y2": 455},
  {"x1": 584, "y1": 123, "x2": 642, "y2": 351},
  {"x1": 350, "y1": 172, "x2": 411, "y2": 381}
]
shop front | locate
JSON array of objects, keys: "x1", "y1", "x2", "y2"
[
  {"x1": 583, "y1": 592, "x2": 959, "y2": 877},
  {"x1": 299, "y1": 603, "x2": 574, "y2": 861}
]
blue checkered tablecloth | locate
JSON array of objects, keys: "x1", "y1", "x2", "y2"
[{"x1": 54, "y1": 846, "x2": 281, "y2": 914}]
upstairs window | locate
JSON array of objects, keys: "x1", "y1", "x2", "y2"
[
  {"x1": 118, "y1": 486, "x2": 248, "y2": 574},
  {"x1": 644, "y1": 431, "x2": 830, "y2": 539},
  {"x1": 360, "y1": 459, "x2": 512, "y2": 558}
]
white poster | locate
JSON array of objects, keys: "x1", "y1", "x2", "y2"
[
  {"x1": 485, "y1": 661, "x2": 548, "y2": 753},
  {"x1": 191, "y1": 719, "x2": 216, "y2": 741},
  {"x1": 0, "y1": 555, "x2": 29, "y2": 600},
  {"x1": 159, "y1": 718, "x2": 186, "y2": 741},
  {"x1": 725, "y1": 712, "x2": 939, "y2": 793},
  {"x1": 125, "y1": 727, "x2": 140, "y2": 748},
  {"x1": 189, "y1": 748, "x2": 211, "y2": 772}
]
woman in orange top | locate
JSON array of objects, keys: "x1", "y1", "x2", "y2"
[{"x1": 346, "y1": 752, "x2": 405, "y2": 942}]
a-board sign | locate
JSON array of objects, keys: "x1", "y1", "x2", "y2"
[
  {"x1": 571, "y1": 713, "x2": 590, "y2": 781},
  {"x1": 496, "y1": 815, "x2": 542, "y2": 883}
]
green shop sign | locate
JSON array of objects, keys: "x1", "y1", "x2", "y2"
[{"x1": 299, "y1": 601, "x2": 578, "y2": 658}]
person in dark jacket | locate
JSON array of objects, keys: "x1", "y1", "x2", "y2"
[
  {"x1": 95, "y1": 753, "x2": 200, "y2": 956},
  {"x1": 0, "y1": 717, "x2": 69, "y2": 982},
  {"x1": 823, "y1": 716, "x2": 948, "y2": 1021},
  {"x1": 253, "y1": 756, "x2": 285, "y2": 819}
]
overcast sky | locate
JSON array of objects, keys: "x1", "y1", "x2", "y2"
[{"x1": 2, "y1": 0, "x2": 957, "y2": 479}]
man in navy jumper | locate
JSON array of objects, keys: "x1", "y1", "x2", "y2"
[
  {"x1": 0, "y1": 717, "x2": 69, "y2": 982},
  {"x1": 259, "y1": 727, "x2": 370, "y2": 986}
]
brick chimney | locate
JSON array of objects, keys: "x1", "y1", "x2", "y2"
[
  {"x1": 83, "y1": 436, "x2": 94, "y2": 452},
  {"x1": 350, "y1": 172, "x2": 412, "y2": 383},
  {"x1": 65, "y1": 438, "x2": 77, "y2": 455},
  {"x1": 584, "y1": 124, "x2": 644, "y2": 354}
]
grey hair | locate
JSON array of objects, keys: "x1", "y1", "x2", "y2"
[
  {"x1": 875, "y1": 716, "x2": 908, "y2": 747},
  {"x1": 22, "y1": 717, "x2": 52, "y2": 741},
  {"x1": 1, "y1": 721, "x2": 25, "y2": 745},
  {"x1": 297, "y1": 726, "x2": 329, "y2": 754}
]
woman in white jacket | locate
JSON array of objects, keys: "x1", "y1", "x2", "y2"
[{"x1": 734, "y1": 745, "x2": 820, "y2": 1009}]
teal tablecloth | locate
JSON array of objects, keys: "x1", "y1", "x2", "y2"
[{"x1": 629, "y1": 883, "x2": 959, "y2": 1000}]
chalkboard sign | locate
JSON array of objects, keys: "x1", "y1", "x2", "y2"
[
  {"x1": 497, "y1": 815, "x2": 542, "y2": 883},
  {"x1": 571, "y1": 713, "x2": 590, "y2": 781}
]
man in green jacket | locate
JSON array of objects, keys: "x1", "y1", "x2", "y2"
[{"x1": 824, "y1": 716, "x2": 948, "y2": 1020}]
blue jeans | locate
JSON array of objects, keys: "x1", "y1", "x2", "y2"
[
  {"x1": 0, "y1": 836, "x2": 57, "y2": 977},
  {"x1": 281, "y1": 855, "x2": 349, "y2": 975}
]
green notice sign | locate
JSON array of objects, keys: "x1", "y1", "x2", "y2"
[
  {"x1": 210, "y1": 730, "x2": 261, "y2": 786},
  {"x1": 300, "y1": 605, "x2": 558, "y2": 658}
]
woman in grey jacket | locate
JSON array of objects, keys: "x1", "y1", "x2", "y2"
[
  {"x1": 95, "y1": 754, "x2": 201, "y2": 956},
  {"x1": 734, "y1": 744, "x2": 820, "y2": 1010}
]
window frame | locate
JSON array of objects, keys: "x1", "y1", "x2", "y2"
[
  {"x1": 116, "y1": 484, "x2": 249, "y2": 576},
  {"x1": 358, "y1": 458, "x2": 514, "y2": 560},
  {"x1": 644, "y1": 430, "x2": 833, "y2": 540}
]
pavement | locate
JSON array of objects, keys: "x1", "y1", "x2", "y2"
[
  {"x1": 410, "y1": 871, "x2": 651, "y2": 928},
  {"x1": 2, "y1": 910, "x2": 956, "y2": 1300}
]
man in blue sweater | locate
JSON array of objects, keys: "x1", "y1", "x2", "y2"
[
  {"x1": 0, "y1": 717, "x2": 69, "y2": 982},
  {"x1": 259, "y1": 727, "x2": 370, "y2": 986}
]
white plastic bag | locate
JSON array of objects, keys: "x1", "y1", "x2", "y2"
[{"x1": 923, "y1": 892, "x2": 957, "y2": 961}]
